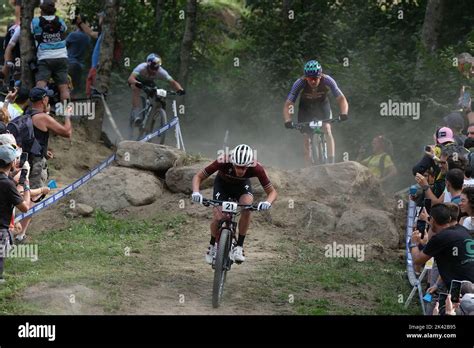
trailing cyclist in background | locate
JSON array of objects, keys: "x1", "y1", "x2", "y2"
[
  {"x1": 283, "y1": 60, "x2": 349, "y2": 166},
  {"x1": 191, "y1": 144, "x2": 277, "y2": 264},
  {"x1": 128, "y1": 53, "x2": 185, "y2": 130}
]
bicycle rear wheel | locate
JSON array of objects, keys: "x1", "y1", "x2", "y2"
[{"x1": 212, "y1": 229, "x2": 231, "y2": 308}]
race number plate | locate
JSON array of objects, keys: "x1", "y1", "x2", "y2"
[
  {"x1": 309, "y1": 120, "x2": 322, "y2": 128},
  {"x1": 222, "y1": 201, "x2": 238, "y2": 213},
  {"x1": 156, "y1": 89, "x2": 167, "y2": 98}
]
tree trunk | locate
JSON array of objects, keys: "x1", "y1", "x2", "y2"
[
  {"x1": 178, "y1": 0, "x2": 197, "y2": 89},
  {"x1": 420, "y1": 0, "x2": 445, "y2": 53},
  {"x1": 282, "y1": 0, "x2": 292, "y2": 22},
  {"x1": 19, "y1": 0, "x2": 39, "y2": 89},
  {"x1": 155, "y1": 0, "x2": 166, "y2": 30},
  {"x1": 88, "y1": 0, "x2": 120, "y2": 142},
  {"x1": 414, "y1": 0, "x2": 445, "y2": 84}
]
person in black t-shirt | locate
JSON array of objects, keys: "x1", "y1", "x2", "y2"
[
  {"x1": 411, "y1": 203, "x2": 474, "y2": 286},
  {"x1": 0, "y1": 144, "x2": 30, "y2": 283}
]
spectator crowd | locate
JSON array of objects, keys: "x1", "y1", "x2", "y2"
[{"x1": 408, "y1": 51, "x2": 474, "y2": 315}]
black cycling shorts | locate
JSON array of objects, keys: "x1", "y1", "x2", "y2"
[
  {"x1": 213, "y1": 175, "x2": 253, "y2": 202},
  {"x1": 298, "y1": 97, "x2": 332, "y2": 123}
]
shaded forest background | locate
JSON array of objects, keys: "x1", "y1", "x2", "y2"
[{"x1": 1, "y1": 0, "x2": 473, "y2": 189}]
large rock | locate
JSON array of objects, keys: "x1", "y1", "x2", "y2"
[
  {"x1": 165, "y1": 162, "x2": 215, "y2": 194},
  {"x1": 250, "y1": 166, "x2": 287, "y2": 197},
  {"x1": 288, "y1": 161, "x2": 386, "y2": 208},
  {"x1": 335, "y1": 208, "x2": 399, "y2": 249},
  {"x1": 116, "y1": 141, "x2": 186, "y2": 173},
  {"x1": 75, "y1": 166, "x2": 162, "y2": 212}
]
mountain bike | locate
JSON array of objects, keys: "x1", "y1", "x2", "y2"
[
  {"x1": 129, "y1": 84, "x2": 176, "y2": 143},
  {"x1": 294, "y1": 117, "x2": 341, "y2": 165},
  {"x1": 201, "y1": 198, "x2": 259, "y2": 308}
]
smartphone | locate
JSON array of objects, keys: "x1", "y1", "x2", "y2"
[
  {"x1": 19, "y1": 152, "x2": 28, "y2": 168},
  {"x1": 18, "y1": 169, "x2": 28, "y2": 186},
  {"x1": 438, "y1": 292, "x2": 448, "y2": 308},
  {"x1": 424, "y1": 198, "x2": 432, "y2": 216},
  {"x1": 450, "y1": 280, "x2": 462, "y2": 303},
  {"x1": 425, "y1": 145, "x2": 431, "y2": 152},
  {"x1": 416, "y1": 220, "x2": 426, "y2": 236}
]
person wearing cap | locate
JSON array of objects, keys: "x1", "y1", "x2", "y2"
[
  {"x1": 28, "y1": 86, "x2": 72, "y2": 190},
  {"x1": 0, "y1": 86, "x2": 30, "y2": 121},
  {"x1": 412, "y1": 127, "x2": 460, "y2": 177},
  {"x1": 0, "y1": 143, "x2": 30, "y2": 283},
  {"x1": 0, "y1": 133, "x2": 50, "y2": 244},
  {"x1": 31, "y1": 0, "x2": 70, "y2": 103}
]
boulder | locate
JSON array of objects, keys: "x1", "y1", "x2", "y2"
[
  {"x1": 116, "y1": 141, "x2": 186, "y2": 173},
  {"x1": 288, "y1": 161, "x2": 385, "y2": 208},
  {"x1": 250, "y1": 166, "x2": 287, "y2": 197},
  {"x1": 335, "y1": 208, "x2": 399, "y2": 249},
  {"x1": 75, "y1": 166, "x2": 162, "y2": 212},
  {"x1": 165, "y1": 162, "x2": 215, "y2": 194}
]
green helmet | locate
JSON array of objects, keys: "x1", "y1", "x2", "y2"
[{"x1": 304, "y1": 60, "x2": 322, "y2": 77}]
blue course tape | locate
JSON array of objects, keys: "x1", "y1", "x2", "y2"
[
  {"x1": 406, "y1": 196, "x2": 418, "y2": 287},
  {"x1": 14, "y1": 116, "x2": 180, "y2": 223}
]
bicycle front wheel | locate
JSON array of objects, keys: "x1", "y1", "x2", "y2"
[{"x1": 212, "y1": 229, "x2": 231, "y2": 308}]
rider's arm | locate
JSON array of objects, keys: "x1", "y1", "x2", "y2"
[
  {"x1": 336, "y1": 95, "x2": 349, "y2": 115},
  {"x1": 283, "y1": 100, "x2": 294, "y2": 123},
  {"x1": 284, "y1": 79, "x2": 304, "y2": 122},
  {"x1": 169, "y1": 79, "x2": 184, "y2": 92},
  {"x1": 192, "y1": 171, "x2": 207, "y2": 193},
  {"x1": 128, "y1": 72, "x2": 139, "y2": 86},
  {"x1": 264, "y1": 185, "x2": 278, "y2": 205}
]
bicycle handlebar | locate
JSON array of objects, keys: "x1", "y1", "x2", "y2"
[
  {"x1": 293, "y1": 117, "x2": 341, "y2": 130},
  {"x1": 202, "y1": 198, "x2": 259, "y2": 211}
]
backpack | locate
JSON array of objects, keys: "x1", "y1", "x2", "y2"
[
  {"x1": 379, "y1": 153, "x2": 388, "y2": 178},
  {"x1": 36, "y1": 16, "x2": 64, "y2": 44},
  {"x1": 6, "y1": 110, "x2": 43, "y2": 156}
]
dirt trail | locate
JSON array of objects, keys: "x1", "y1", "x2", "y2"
[{"x1": 119, "y1": 193, "x2": 288, "y2": 315}]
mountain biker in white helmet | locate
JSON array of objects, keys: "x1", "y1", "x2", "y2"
[
  {"x1": 127, "y1": 53, "x2": 184, "y2": 127},
  {"x1": 191, "y1": 144, "x2": 277, "y2": 264}
]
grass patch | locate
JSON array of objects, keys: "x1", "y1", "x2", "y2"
[
  {"x1": 0, "y1": 210, "x2": 187, "y2": 314},
  {"x1": 256, "y1": 242, "x2": 421, "y2": 315}
]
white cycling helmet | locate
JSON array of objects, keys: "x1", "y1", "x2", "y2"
[{"x1": 231, "y1": 144, "x2": 254, "y2": 167}]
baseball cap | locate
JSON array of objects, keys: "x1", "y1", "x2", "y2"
[
  {"x1": 436, "y1": 127, "x2": 454, "y2": 144},
  {"x1": 0, "y1": 144, "x2": 22, "y2": 165},
  {"x1": 460, "y1": 293, "x2": 474, "y2": 315},
  {"x1": 0, "y1": 134, "x2": 17, "y2": 146},
  {"x1": 29, "y1": 87, "x2": 54, "y2": 102}
]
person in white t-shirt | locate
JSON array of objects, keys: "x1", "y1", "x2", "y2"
[{"x1": 459, "y1": 187, "x2": 474, "y2": 230}]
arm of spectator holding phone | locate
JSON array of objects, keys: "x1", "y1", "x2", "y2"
[
  {"x1": 415, "y1": 173, "x2": 445, "y2": 205},
  {"x1": 410, "y1": 229, "x2": 430, "y2": 265},
  {"x1": 75, "y1": 15, "x2": 99, "y2": 39}
]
